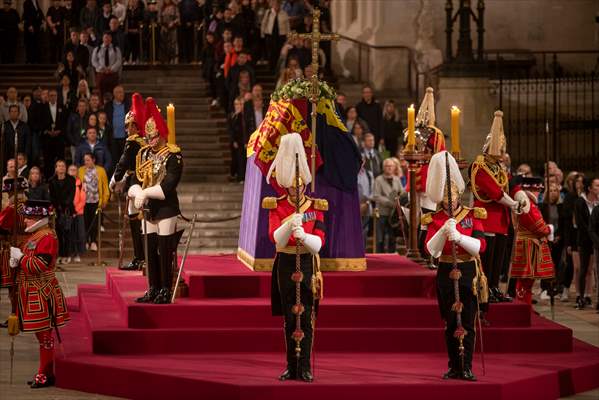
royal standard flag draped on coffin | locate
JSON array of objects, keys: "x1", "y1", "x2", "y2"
[{"x1": 247, "y1": 79, "x2": 360, "y2": 193}]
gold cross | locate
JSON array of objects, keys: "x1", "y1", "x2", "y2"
[{"x1": 289, "y1": 9, "x2": 339, "y2": 101}]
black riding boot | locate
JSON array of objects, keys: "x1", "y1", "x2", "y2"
[
  {"x1": 136, "y1": 233, "x2": 159, "y2": 303},
  {"x1": 121, "y1": 217, "x2": 145, "y2": 270},
  {"x1": 153, "y1": 233, "x2": 176, "y2": 304}
]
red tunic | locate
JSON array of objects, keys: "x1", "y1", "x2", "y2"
[
  {"x1": 16, "y1": 227, "x2": 69, "y2": 333},
  {"x1": 424, "y1": 207, "x2": 487, "y2": 257},
  {"x1": 509, "y1": 196, "x2": 554, "y2": 279},
  {"x1": 268, "y1": 196, "x2": 326, "y2": 249},
  {"x1": 0, "y1": 204, "x2": 26, "y2": 288},
  {"x1": 469, "y1": 155, "x2": 510, "y2": 235}
]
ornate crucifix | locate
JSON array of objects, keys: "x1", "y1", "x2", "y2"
[{"x1": 289, "y1": 8, "x2": 338, "y2": 192}]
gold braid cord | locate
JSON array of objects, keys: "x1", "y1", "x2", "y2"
[
  {"x1": 470, "y1": 155, "x2": 508, "y2": 203},
  {"x1": 135, "y1": 145, "x2": 173, "y2": 189}
]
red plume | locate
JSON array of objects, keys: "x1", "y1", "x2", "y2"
[
  {"x1": 131, "y1": 92, "x2": 146, "y2": 136},
  {"x1": 144, "y1": 97, "x2": 169, "y2": 139}
]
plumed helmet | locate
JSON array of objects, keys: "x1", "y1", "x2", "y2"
[
  {"x1": 483, "y1": 110, "x2": 507, "y2": 157},
  {"x1": 426, "y1": 150, "x2": 465, "y2": 204},
  {"x1": 143, "y1": 97, "x2": 169, "y2": 140},
  {"x1": 124, "y1": 92, "x2": 146, "y2": 135},
  {"x1": 266, "y1": 133, "x2": 312, "y2": 189}
]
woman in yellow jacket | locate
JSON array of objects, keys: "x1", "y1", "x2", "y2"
[{"x1": 78, "y1": 153, "x2": 110, "y2": 251}]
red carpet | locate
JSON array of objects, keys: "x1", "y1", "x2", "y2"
[{"x1": 55, "y1": 254, "x2": 599, "y2": 399}]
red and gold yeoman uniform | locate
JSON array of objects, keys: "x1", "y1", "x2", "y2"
[{"x1": 16, "y1": 227, "x2": 69, "y2": 332}]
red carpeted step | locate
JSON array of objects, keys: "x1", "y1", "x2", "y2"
[
  {"x1": 55, "y1": 310, "x2": 599, "y2": 400},
  {"x1": 125, "y1": 297, "x2": 531, "y2": 329}
]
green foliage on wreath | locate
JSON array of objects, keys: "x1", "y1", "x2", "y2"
[{"x1": 271, "y1": 78, "x2": 337, "y2": 102}]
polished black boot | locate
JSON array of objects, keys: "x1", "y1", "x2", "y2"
[
  {"x1": 442, "y1": 368, "x2": 460, "y2": 380},
  {"x1": 300, "y1": 369, "x2": 314, "y2": 383},
  {"x1": 461, "y1": 369, "x2": 477, "y2": 381},
  {"x1": 136, "y1": 287, "x2": 159, "y2": 303},
  {"x1": 129, "y1": 217, "x2": 145, "y2": 269},
  {"x1": 279, "y1": 367, "x2": 297, "y2": 381},
  {"x1": 136, "y1": 233, "x2": 159, "y2": 303},
  {"x1": 120, "y1": 258, "x2": 143, "y2": 271},
  {"x1": 153, "y1": 232, "x2": 179, "y2": 304},
  {"x1": 153, "y1": 287, "x2": 172, "y2": 304}
]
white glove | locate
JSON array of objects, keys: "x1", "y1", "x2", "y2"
[
  {"x1": 514, "y1": 191, "x2": 531, "y2": 214},
  {"x1": 301, "y1": 232, "x2": 322, "y2": 255},
  {"x1": 290, "y1": 213, "x2": 303, "y2": 229},
  {"x1": 134, "y1": 190, "x2": 147, "y2": 209},
  {"x1": 128, "y1": 184, "x2": 142, "y2": 199},
  {"x1": 109, "y1": 176, "x2": 116, "y2": 191},
  {"x1": 292, "y1": 226, "x2": 307, "y2": 241},
  {"x1": 547, "y1": 224, "x2": 555, "y2": 242},
  {"x1": 448, "y1": 227, "x2": 462, "y2": 243},
  {"x1": 442, "y1": 218, "x2": 457, "y2": 235},
  {"x1": 9, "y1": 246, "x2": 23, "y2": 268},
  {"x1": 499, "y1": 192, "x2": 520, "y2": 213}
]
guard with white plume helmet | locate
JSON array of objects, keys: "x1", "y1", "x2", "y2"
[
  {"x1": 422, "y1": 151, "x2": 488, "y2": 382},
  {"x1": 262, "y1": 132, "x2": 327, "y2": 383},
  {"x1": 469, "y1": 110, "x2": 529, "y2": 306}
]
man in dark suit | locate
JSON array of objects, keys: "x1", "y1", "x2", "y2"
[
  {"x1": 361, "y1": 132, "x2": 382, "y2": 178},
  {"x1": 243, "y1": 89, "x2": 267, "y2": 142},
  {"x1": 22, "y1": 0, "x2": 44, "y2": 63},
  {"x1": 41, "y1": 89, "x2": 67, "y2": 179},
  {"x1": 2, "y1": 105, "x2": 29, "y2": 175}
]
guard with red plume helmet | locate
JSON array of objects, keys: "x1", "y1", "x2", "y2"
[
  {"x1": 110, "y1": 92, "x2": 148, "y2": 271},
  {"x1": 128, "y1": 96, "x2": 183, "y2": 304}
]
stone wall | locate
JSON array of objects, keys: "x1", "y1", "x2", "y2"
[{"x1": 331, "y1": 0, "x2": 599, "y2": 90}]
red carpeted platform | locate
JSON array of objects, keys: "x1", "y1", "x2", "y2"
[{"x1": 55, "y1": 254, "x2": 599, "y2": 400}]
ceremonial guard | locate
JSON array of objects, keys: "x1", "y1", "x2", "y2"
[
  {"x1": 468, "y1": 111, "x2": 529, "y2": 303},
  {"x1": 8, "y1": 199, "x2": 69, "y2": 388},
  {"x1": 262, "y1": 133, "x2": 326, "y2": 382},
  {"x1": 0, "y1": 177, "x2": 27, "y2": 327},
  {"x1": 128, "y1": 97, "x2": 183, "y2": 304},
  {"x1": 110, "y1": 93, "x2": 147, "y2": 271},
  {"x1": 404, "y1": 88, "x2": 446, "y2": 257},
  {"x1": 423, "y1": 151, "x2": 488, "y2": 381},
  {"x1": 509, "y1": 176, "x2": 555, "y2": 307}
]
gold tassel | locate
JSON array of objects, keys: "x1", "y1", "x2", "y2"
[{"x1": 7, "y1": 314, "x2": 19, "y2": 336}]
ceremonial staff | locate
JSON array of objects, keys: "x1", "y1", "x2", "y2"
[
  {"x1": 445, "y1": 152, "x2": 467, "y2": 371},
  {"x1": 289, "y1": 8, "x2": 338, "y2": 192},
  {"x1": 544, "y1": 120, "x2": 556, "y2": 318},
  {"x1": 291, "y1": 153, "x2": 304, "y2": 367}
]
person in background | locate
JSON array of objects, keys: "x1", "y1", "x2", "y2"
[
  {"x1": 2, "y1": 105, "x2": 29, "y2": 173},
  {"x1": 112, "y1": 0, "x2": 126, "y2": 25},
  {"x1": 75, "y1": 127, "x2": 112, "y2": 172},
  {"x1": 97, "y1": 110, "x2": 112, "y2": 144},
  {"x1": 373, "y1": 158, "x2": 405, "y2": 253},
  {"x1": 356, "y1": 86, "x2": 383, "y2": 143},
  {"x1": 41, "y1": 88, "x2": 67, "y2": 179},
  {"x1": 345, "y1": 106, "x2": 368, "y2": 134},
  {"x1": 1, "y1": 87, "x2": 28, "y2": 123},
  {"x1": 0, "y1": 0, "x2": 20, "y2": 64},
  {"x1": 76, "y1": 79, "x2": 91, "y2": 101},
  {"x1": 46, "y1": 0, "x2": 66, "y2": 63},
  {"x1": 351, "y1": 121, "x2": 366, "y2": 149},
  {"x1": 26, "y1": 166, "x2": 49, "y2": 201},
  {"x1": 17, "y1": 153, "x2": 30, "y2": 178},
  {"x1": 159, "y1": 0, "x2": 179, "y2": 64},
  {"x1": 49, "y1": 160, "x2": 76, "y2": 264},
  {"x1": 381, "y1": 100, "x2": 403, "y2": 158},
  {"x1": 23, "y1": 0, "x2": 44, "y2": 63},
  {"x1": 335, "y1": 92, "x2": 346, "y2": 119},
  {"x1": 78, "y1": 152, "x2": 109, "y2": 252},
  {"x1": 66, "y1": 98, "x2": 89, "y2": 160},
  {"x1": 589, "y1": 202, "x2": 599, "y2": 313},
  {"x1": 68, "y1": 164, "x2": 86, "y2": 263},
  {"x1": 362, "y1": 132, "x2": 382, "y2": 178},
  {"x1": 124, "y1": 0, "x2": 144, "y2": 64},
  {"x1": 91, "y1": 32, "x2": 122, "y2": 98},
  {"x1": 357, "y1": 157, "x2": 374, "y2": 248},
  {"x1": 104, "y1": 85, "x2": 130, "y2": 170},
  {"x1": 228, "y1": 97, "x2": 245, "y2": 182},
  {"x1": 261, "y1": 0, "x2": 290, "y2": 71},
  {"x1": 57, "y1": 74, "x2": 77, "y2": 111},
  {"x1": 574, "y1": 177, "x2": 599, "y2": 310}
]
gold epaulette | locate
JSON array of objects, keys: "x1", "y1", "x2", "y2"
[
  {"x1": 473, "y1": 207, "x2": 487, "y2": 219},
  {"x1": 421, "y1": 212, "x2": 433, "y2": 226},
  {"x1": 311, "y1": 198, "x2": 328, "y2": 211},
  {"x1": 262, "y1": 197, "x2": 278, "y2": 209},
  {"x1": 167, "y1": 143, "x2": 181, "y2": 153},
  {"x1": 126, "y1": 134, "x2": 140, "y2": 142}
]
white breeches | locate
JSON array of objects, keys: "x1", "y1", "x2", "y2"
[{"x1": 142, "y1": 216, "x2": 177, "y2": 236}]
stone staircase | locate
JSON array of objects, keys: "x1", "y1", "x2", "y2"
[{"x1": 0, "y1": 63, "x2": 268, "y2": 257}]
